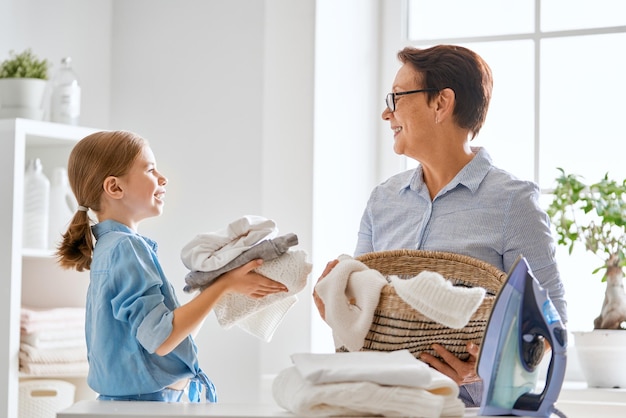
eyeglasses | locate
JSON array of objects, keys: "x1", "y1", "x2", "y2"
[{"x1": 385, "y1": 88, "x2": 439, "y2": 112}]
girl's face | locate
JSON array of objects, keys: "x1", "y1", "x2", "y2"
[{"x1": 116, "y1": 145, "x2": 168, "y2": 225}]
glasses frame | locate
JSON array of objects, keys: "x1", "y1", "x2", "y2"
[{"x1": 385, "y1": 88, "x2": 440, "y2": 112}]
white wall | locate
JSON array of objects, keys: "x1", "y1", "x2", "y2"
[
  {"x1": 2, "y1": 0, "x2": 322, "y2": 404},
  {"x1": 311, "y1": 0, "x2": 382, "y2": 352},
  {"x1": 0, "y1": 0, "x2": 113, "y2": 127},
  {"x1": 3, "y1": 0, "x2": 388, "y2": 404}
]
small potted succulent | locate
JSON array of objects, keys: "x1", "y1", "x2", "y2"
[
  {"x1": 0, "y1": 49, "x2": 51, "y2": 119},
  {"x1": 547, "y1": 167, "x2": 626, "y2": 387}
]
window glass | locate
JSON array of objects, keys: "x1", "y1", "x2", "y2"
[
  {"x1": 539, "y1": 33, "x2": 626, "y2": 188},
  {"x1": 541, "y1": 0, "x2": 626, "y2": 32},
  {"x1": 405, "y1": 40, "x2": 535, "y2": 181},
  {"x1": 468, "y1": 41, "x2": 535, "y2": 182},
  {"x1": 398, "y1": 0, "x2": 626, "y2": 334},
  {"x1": 407, "y1": 0, "x2": 534, "y2": 40}
]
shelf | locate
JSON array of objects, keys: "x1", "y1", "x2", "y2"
[
  {"x1": 0, "y1": 118, "x2": 103, "y2": 417},
  {"x1": 19, "y1": 372, "x2": 88, "y2": 379},
  {"x1": 22, "y1": 248, "x2": 56, "y2": 258},
  {"x1": 0, "y1": 118, "x2": 101, "y2": 145}
]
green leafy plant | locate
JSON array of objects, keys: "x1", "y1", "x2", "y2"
[
  {"x1": 0, "y1": 49, "x2": 50, "y2": 79},
  {"x1": 547, "y1": 168, "x2": 626, "y2": 329}
]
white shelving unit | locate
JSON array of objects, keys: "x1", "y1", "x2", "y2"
[{"x1": 0, "y1": 118, "x2": 101, "y2": 417}]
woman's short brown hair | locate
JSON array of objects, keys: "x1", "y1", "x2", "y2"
[{"x1": 397, "y1": 44, "x2": 493, "y2": 139}]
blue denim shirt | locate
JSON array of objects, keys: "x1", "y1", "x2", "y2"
[
  {"x1": 87, "y1": 220, "x2": 216, "y2": 401},
  {"x1": 355, "y1": 147, "x2": 567, "y2": 323}
]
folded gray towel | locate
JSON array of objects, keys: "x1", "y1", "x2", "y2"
[{"x1": 184, "y1": 233, "x2": 298, "y2": 292}]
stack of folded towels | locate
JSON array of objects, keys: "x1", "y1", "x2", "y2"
[
  {"x1": 20, "y1": 306, "x2": 88, "y2": 377},
  {"x1": 180, "y1": 215, "x2": 312, "y2": 342},
  {"x1": 272, "y1": 350, "x2": 464, "y2": 417}
]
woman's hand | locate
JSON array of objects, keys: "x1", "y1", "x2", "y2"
[
  {"x1": 419, "y1": 342, "x2": 482, "y2": 386},
  {"x1": 218, "y1": 259, "x2": 287, "y2": 298},
  {"x1": 312, "y1": 259, "x2": 339, "y2": 320}
]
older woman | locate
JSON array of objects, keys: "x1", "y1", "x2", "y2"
[{"x1": 315, "y1": 44, "x2": 567, "y2": 407}]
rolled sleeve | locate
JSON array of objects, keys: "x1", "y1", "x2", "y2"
[{"x1": 137, "y1": 304, "x2": 174, "y2": 353}]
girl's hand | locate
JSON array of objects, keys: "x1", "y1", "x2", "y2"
[
  {"x1": 218, "y1": 259, "x2": 287, "y2": 298},
  {"x1": 312, "y1": 259, "x2": 339, "y2": 320},
  {"x1": 419, "y1": 342, "x2": 482, "y2": 386}
]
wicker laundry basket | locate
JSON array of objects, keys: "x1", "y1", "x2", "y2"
[
  {"x1": 19, "y1": 379, "x2": 75, "y2": 418},
  {"x1": 350, "y1": 249, "x2": 507, "y2": 361}
]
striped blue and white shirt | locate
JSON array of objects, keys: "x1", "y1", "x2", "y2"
[{"x1": 355, "y1": 147, "x2": 567, "y2": 322}]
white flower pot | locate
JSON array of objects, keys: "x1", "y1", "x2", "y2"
[
  {"x1": 573, "y1": 330, "x2": 626, "y2": 388},
  {"x1": 0, "y1": 78, "x2": 47, "y2": 120}
]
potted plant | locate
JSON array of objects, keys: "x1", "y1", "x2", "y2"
[
  {"x1": 547, "y1": 167, "x2": 626, "y2": 388},
  {"x1": 0, "y1": 48, "x2": 51, "y2": 120}
]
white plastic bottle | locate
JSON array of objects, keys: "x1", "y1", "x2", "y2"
[
  {"x1": 50, "y1": 57, "x2": 81, "y2": 125},
  {"x1": 23, "y1": 158, "x2": 50, "y2": 250},
  {"x1": 48, "y1": 167, "x2": 77, "y2": 249}
]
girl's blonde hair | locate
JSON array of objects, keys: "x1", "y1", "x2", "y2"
[{"x1": 56, "y1": 130, "x2": 147, "y2": 271}]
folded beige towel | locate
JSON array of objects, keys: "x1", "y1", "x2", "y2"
[
  {"x1": 19, "y1": 361, "x2": 89, "y2": 377},
  {"x1": 390, "y1": 271, "x2": 486, "y2": 329},
  {"x1": 20, "y1": 343, "x2": 87, "y2": 364}
]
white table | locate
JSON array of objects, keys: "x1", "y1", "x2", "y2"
[{"x1": 57, "y1": 387, "x2": 626, "y2": 418}]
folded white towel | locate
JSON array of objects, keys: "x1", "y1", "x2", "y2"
[
  {"x1": 21, "y1": 306, "x2": 85, "y2": 324},
  {"x1": 272, "y1": 365, "x2": 464, "y2": 418},
  {"x1": 180, "y1": 215, "x2": 278, "y2": 272},
  {"x1": 314, "y1": 255, "x2": 387, "y2": 351},
  {"x1": 214, "y1": 250, "x2": 311, "y2": 341},
  {"x1": 20, "y1": 307, "x2": 85, "y2": 334},
  {"x1": 19, "y1": 361, "x2": 89, "y2": 377},
  {"x1": 291, "y1": 350, "x2": 432, "y2": 387},
  {"x1": 390, "y1": 271, "x2": 486, "y2": 329},
  {"x1": 21, "y1": 327, "x2": 85, "y2": 349},
  {"x1": 20, "y1": 343, "x2": 87, "y2": 364}
]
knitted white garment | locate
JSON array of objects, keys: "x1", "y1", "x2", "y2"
[
  {"x1": 180, "y1": 215, "x2": 278, "y2": 272},
  {"x1": 314, "y1": 256, "x2": 388, "y2": 352},
  {"x1": 213, "y1": 250, "x2": 312, "y2": 341},
  {"x1": 389, "y1": 271, "x2": 486, "y2": 329}
]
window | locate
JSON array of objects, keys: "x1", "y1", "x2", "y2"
[
  {"x1": 400, "y1": 0, "x2": 626, "y2": 188},
  {"x1": 381, "y1": 0, "x2": 626, "y2": 332}
]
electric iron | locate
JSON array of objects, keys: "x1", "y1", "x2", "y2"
[{"x1": 477, "y1": 255, "x2": 567, "y2": 417}]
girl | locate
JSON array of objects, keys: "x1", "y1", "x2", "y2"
[{"x1": 56, "y1": 130, "x2": 287, "y2": 402}]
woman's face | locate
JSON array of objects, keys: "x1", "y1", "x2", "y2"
[{"x1": 382, "y1": 63, "x2": 436, "y2": 160}]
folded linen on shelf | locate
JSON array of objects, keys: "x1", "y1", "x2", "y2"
[
  {"x1": 19, "y1": 306, "x2": 88, "y2": 379},
  {"x1": 20, "y1": 343, "x2": 87, "y2": 364},
  {"x1": 20, "y1": 306, "x2": 85, "y2": 334},
  {"x1": 19, "y1": 361, "x2": 89, "y2": 377},
  {"x1": 21, "y1": 328, "x2": 85, "y2": 350}
]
